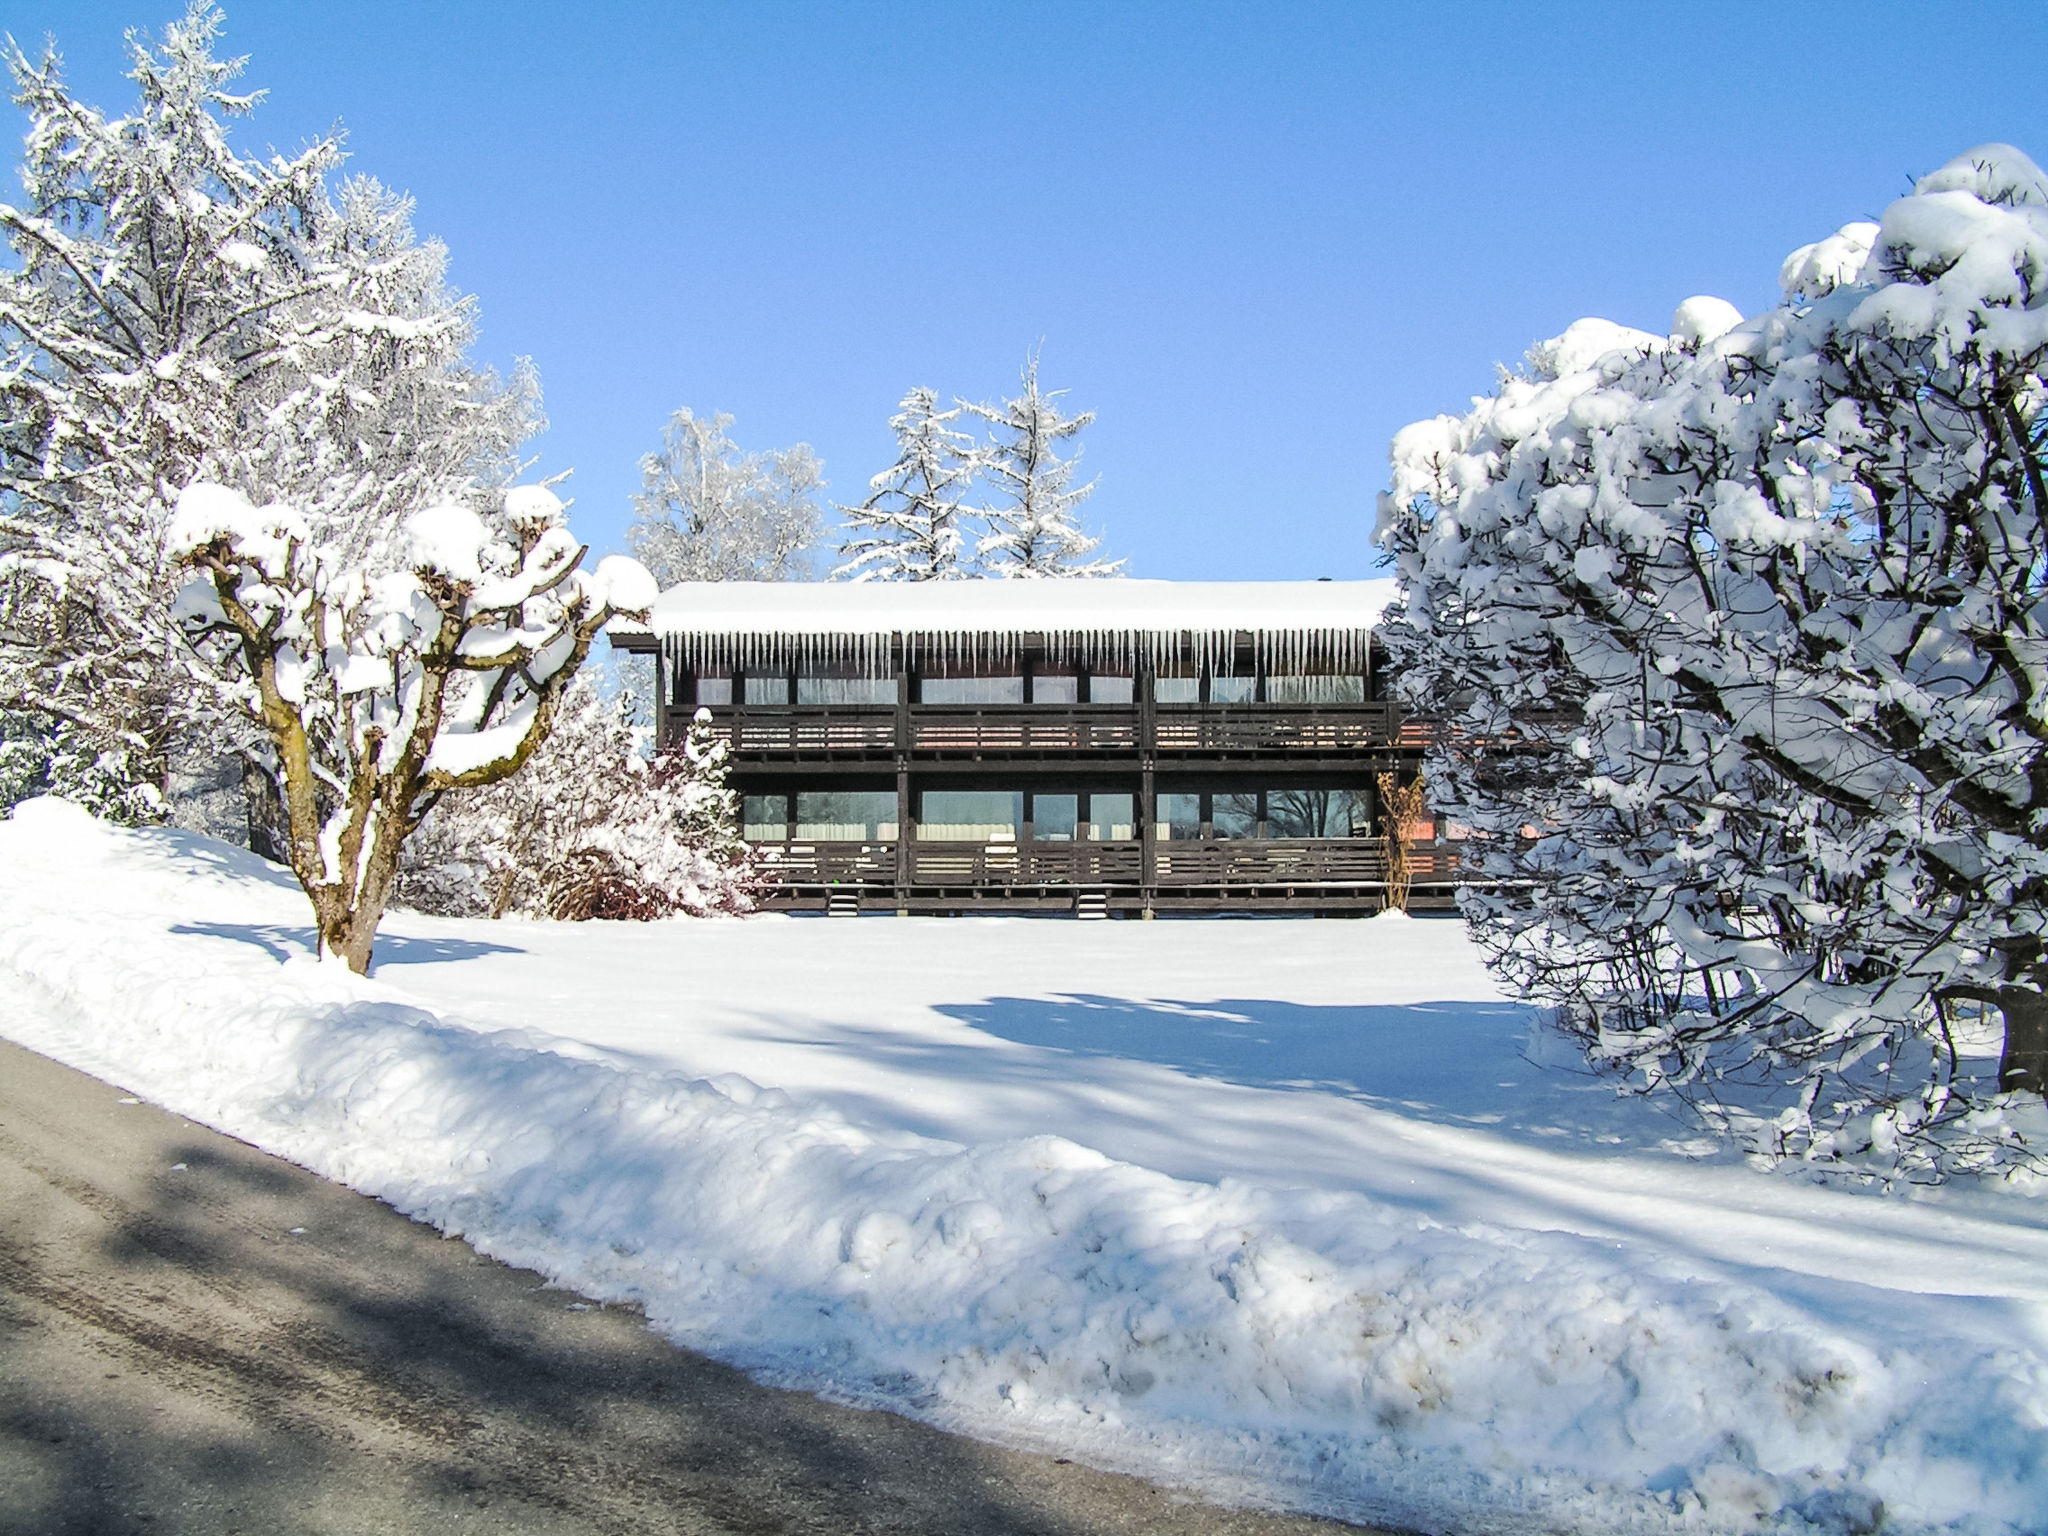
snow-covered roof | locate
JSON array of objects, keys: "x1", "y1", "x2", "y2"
[{"x1": 612, "y1": 578, "x2": 1399, "y2": 675}]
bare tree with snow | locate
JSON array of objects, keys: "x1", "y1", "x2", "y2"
[
  {"x1": 1378, "y1": 144, "x2": 2048, "y2": 1175},
  {"x1": 171, "y1": 481, "x2": 655, "y2": 972},
  {"x1": 0, "y1": 5, "x2": 538, "y2": 820},
  {"x1": 628, "y1": 408, "x2": 825, "y2": 584},
  {"x1": 963, "y1": 353, "x2": 1120, "y2": 578},
  {"x1": 833, "y1": 387, "x2": 978, "y2": 581}
]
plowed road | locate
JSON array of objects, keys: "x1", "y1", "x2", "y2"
[{"x1": 0, "y1": 1035, "x2": 1385, "y2": 1536}]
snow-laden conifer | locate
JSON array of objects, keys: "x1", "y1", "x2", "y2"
[
  {"x1": 400, "y1": 683, "x2": 754, "y2": 921},
  {"x1": 964, "y1": 354, "x2": 1120, "y2": 578},
  {"x1": 0, "y1": 4, "x2": 538, "y2": 817},
  {"x1": 171, "y1": 481, "x2": 656, "y2": 972},
  {"x1": 1378, "y1": 144, "x2": 2048, "y2": 1174},
  {"x1": 832, "y1": 387, "x2": 977, "y2": 581},
  {"x1": 628, "y1": 408, "x2": 824, "y2": 584}
]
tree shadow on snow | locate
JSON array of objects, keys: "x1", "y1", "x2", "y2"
[{"x1": 169, "y1": 920, "x2": 524, "y2": 968}]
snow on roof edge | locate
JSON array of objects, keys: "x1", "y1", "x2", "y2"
[{"x1": 613, "y1": 578, "x2": 1400, "y2": 642}]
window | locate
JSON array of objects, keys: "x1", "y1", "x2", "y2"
[
  {"x1": 1266, "y1": 674, "x2": 1366, "y2": 704},
  {"x1": 744, "y1": 674, "x2": 790, "y2": 705},
  {"x1": 1209, "y1": 675, "x2": 1256, "y2": 705},
  {"x1": 1212, "y1": 792, "x2": 1260, "y2": 839},
  {"x1": 1088, "y1": 793, "x2": 1135, "y2": 841},
  {"x1": 1088, "y1": 675, "x2": 1134, "y2": 704},
  {"x1": 921, "y1": 676, "x2": 1025, "y2": 704},
  {"x1": 1031, "y1": 793, "x2": 1078, "y2": 841},
  {"x1": 1153, "y1": 675, "x2": 1198, "y2": 704},
  {"x1": 1154, "y1": 793, "x2": 1201, "y2": 840},
  {"x1": 1266, "y1": 788, "x2": 1372, "y2": 839},
  {"x1": 1031, "y1": 673, "x2": 1078, "y2": 704},
  {"x1": 742, "y1": 794, "x2": 789, "y2": 840},
  {"x1": 797, "y1": 675, "x2": 897, "y2": 705},
  {"x1": 694, "y1": 674, "x2": 733, "y2": 707},
  {"x1": 921, "y1": 790, "x2": 1022, "y2": 841},
  {"x1": 795, "y1": 791, "x2": 898, "y2": 841}
]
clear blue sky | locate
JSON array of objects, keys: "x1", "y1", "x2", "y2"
[{"x1": 6, "y1": 1, "x2": 2047, "y2": 578}]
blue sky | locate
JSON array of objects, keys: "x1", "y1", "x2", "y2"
[{"x1": 6, "y1": 2, "x2": 2047, "y2": 579}]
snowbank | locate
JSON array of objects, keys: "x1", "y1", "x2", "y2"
[{"x1": 2, "y1": 799, "x2": 2043, "y2": 1536}]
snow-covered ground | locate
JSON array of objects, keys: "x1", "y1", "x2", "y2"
[{"x1": 2, "y1": 799, "x2": 2044, "y2": 1536}]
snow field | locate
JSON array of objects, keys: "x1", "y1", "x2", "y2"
[{"x1": 1, "y1": 798, "x2": 2044, "y2": 1535}]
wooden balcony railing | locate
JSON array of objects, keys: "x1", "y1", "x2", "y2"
[
  {"x1": 748, "y1": 838, "x2": 1462, "y2": 890},
  {"x1": 696, "y1": 702, "x2": 1409, "y2": 757}
]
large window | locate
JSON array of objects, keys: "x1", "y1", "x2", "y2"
[
  {"x1": 1209, "y1": 675, "x2": 1256, "y2": 705},
  {"x1": 1155, "y1": 793, "x2": 1202, "y2": 840},
  {"x1": 797, "y1": 674, "x2": 897, "y2": 705},
  {"x1": 1089, "y1": 793, "x2": 1135, "y2": 840},
  {"x1": 921, "y1": 790, "x2": 1023, "y2": 841},
  {"x1": 1032, "y1": 793, "x2": 1078, "y2": 841},
  {"x1": 1267, "y1": 787, "x2": 1371, "y2": 839},
  {"x1": 796, "y1": 791, "x2": 898, "y2": 841},
  {"x1": 1266, "y1": 674, "x2": 1366, "y2": 704},
  {"x1": 1089, "y1": 675, "x2": 1134, "y2": 704},
  {"x1": 693, "y1": 671, "x2": 733, "y2": 707},
  {"x1": 1212, "y1": 791, "x2": 1260, "y2": 839},
  {"x1": 742, "y1": 794, "x2": 788, "y2": 840},
  {"x1": 921, "y1": 675, "x2": 1025, "y2": 704},
  {"x1": 1153, "y1": 675, "x2": 1198, "y2": 704},
  {"x1": 744, "y1": 674, "x2": 790, "y2": 705},
  {"x1": 1030, "y1": 673, "x2": 1079, "y2": 704}
]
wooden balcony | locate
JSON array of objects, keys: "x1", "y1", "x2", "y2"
[
  {"x1": 695, "y1": 702, "x2": 1410, "y2": 759},
  {"x1": 749, "y1": 838, "x2": 1462, "y2": 896}
]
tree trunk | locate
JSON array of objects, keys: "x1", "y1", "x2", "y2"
[{"x1": 1997, "y1": 986, "x2": 2048, "y2": 1098}]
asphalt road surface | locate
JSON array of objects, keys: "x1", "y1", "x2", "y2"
[{"x1": 0, "y1": 1035, "x2": 1393, "y2": 1536}]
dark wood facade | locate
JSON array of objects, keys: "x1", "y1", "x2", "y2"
[{"x1": 614, "y1": 603, "x2": 1450, "y2": 916}]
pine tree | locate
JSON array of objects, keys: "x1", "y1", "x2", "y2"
[
  {"x1": 628, "y1": 408, "x2": 824, "y2": 584},
  {"x1": 963, "y1": 352, "x2": 1120, "y2": 578},
  {"x1": 833, "y1": 387, "x2": 977, "y2": 581}
]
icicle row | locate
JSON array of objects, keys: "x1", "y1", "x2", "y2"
[{"x1": 662, "y1": 627, "x2": 1367, "y2": 680}]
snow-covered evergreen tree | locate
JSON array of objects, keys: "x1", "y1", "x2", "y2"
[
  {"x1": 1378, "y1": 144, "x2": 2048, "y2": 1175},
  {"x1": 399, "y1": 682, "x2": 755, "y2": 921},
  {"x1": 0, "y1": 5, "x2": 538, "y2": 821},
  {"x1": 628, "y1": 408, "x2": 824, "y2": 584},
  {"x1": 963, "y1": 353, "x2": 1120, "y2": 578},
  {"x1": 832, "y1": 387, "x2": 977, "y2": 581},
  {"x1": 171, "y1": 481, "x2": 656, "y2": 972}
]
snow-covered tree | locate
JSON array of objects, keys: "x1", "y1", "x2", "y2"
[
  {"x1": 833, "y1": 387, "x2": 977, "y2": 581},
  {"x1": 399, "y1": 680, "x2": 755, "y2": 921},
  {"x1": 628, "y1": 408, "x2": 824, "y2": 584},
  {"x1": 1378, "y1": 144, "x2": 2048, "y2": 1174},
  {"x1": 964, "y1": 353, "x2": 1120, "y2": 578},
  {"x1": 170, "y1": 481, "x2": 656, "y2": 972},
  {"x1": 0, "y1": 5, "x2": 538, "y2": 819}
]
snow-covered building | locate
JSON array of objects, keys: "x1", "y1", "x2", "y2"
[{"x1": 611, "y1": 579, "x2": 1450, "y2": 914}]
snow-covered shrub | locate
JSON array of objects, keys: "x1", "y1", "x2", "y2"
[
  {"x1": 171, "y1": 481, "x2": 656, "y2": 971},
  {"x1": 0, "y1": 710, "x2": 161, "y2": 825},
  {"x1": 1379, "y1": 144, "x2": 2048, "y2": 1176},
  {"x1": 0, "y1": 5, "x2": 538, "y2": 814},
  {"x1": 400, "y1": 688, "x2": 755, "y2": 921}
]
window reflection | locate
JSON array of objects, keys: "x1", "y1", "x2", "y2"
[
  {"x1": 1266, "y1": 674, "x2": 1366, "y2": 704},
  {"x1": 1032, "y1": 794, "x2": 1078, "y2": 841},
  {"x1": 1088, "y1": 793, "x2": 1135, "y2": 840},
  {"x1": 921, "y1": 676, "x2": 1025, "y2": 704},
  {"x1": 1088, "y1": 676, "x2": 1134, "y2": 704},
  {"x1": 695, "y1": 673, "x2": 733, "y2": 707},
  {"x1": 1155, "y1": 793, "x2": 1201, "y2": 840},
  {"x1": 1267, "y1": 788, "x2": 1371, "y2": 839},
  {"x1": 1153, "y1": 675, "x2": 1198, "y2": 703},
  {"x1": 1031, "y1": 674, "x2": 1078, "y2": 704},
  {"x1": 797, "y1": 675, "x2": 897, "y2": 705},
  {"x1": 1212, "y1": 792, "x2": 1260, "y2": 839},
  {"x1": 795, "y1": 791, "x2": 898, "y2": 841},
  {"x1": 1209, "y1": 675, "x2": 1256, "y2": 705},
  {"x1": 744, "y1": 674, "x2": 790, "y2": 705},
  {"x1": 921, "y1": 790, "x2": 1022, "y2": 841},
  {"x1": 742, "y1": 794, "x2": 787, "y2": 840}
]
